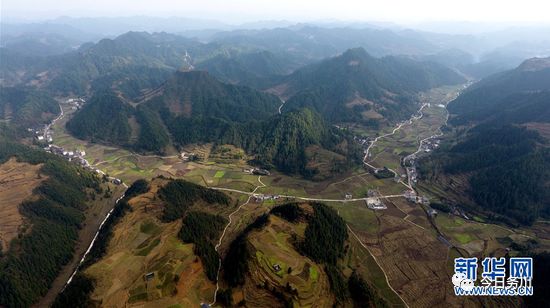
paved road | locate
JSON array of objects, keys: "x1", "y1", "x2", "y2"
[
  {"x1": 278, "y1": 98, "x2": 286, "y2": 114},
  {"x1": 362, "y1": 103, "x2": 430, "y2": 191}
]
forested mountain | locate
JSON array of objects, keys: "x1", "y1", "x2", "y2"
[
  {"x1": 277, "y1": 48, "x2": 465, "y2": 125},
  {"x1": 421, "y1": 57, "x2": 550, "y2": 225},
  {"x1": 195, "y1": 50, "x2": 296, "y2": 86},
  {"x1": 1, "y1": 31, "x2": 214, "y2": 95},
  {"x1": 0, "y1": 142, "x2": 102, "y2": 307},
  {"x1": 448, "y1": 57, "x2": 550, "y2": 125},
  {"x1": 66, "y1": 92, "x2": 133, "y2": 144},
  {"x1": 66, "y1": 70, "x2": 360, "y2": 178},
  {"x1": 0, "y1": 86, "x2": 59, "y2": 130}
]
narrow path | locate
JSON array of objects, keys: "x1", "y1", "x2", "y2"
[
  {"x1": 278, "y1": 98, "x2": 286, "y2": 114},
  {"x1": 209, "y1": 175, "x2": 266, "y2": 306},
  {"x1": 63, "y1": 182, "x2": 128, "y2": 290},
  {"x1": 347, "y1": 225, "x2": 409, "y2": 308}
]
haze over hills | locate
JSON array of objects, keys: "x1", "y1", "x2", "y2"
[{"x1": 2, "y1": 9, "x2": 550, "y2": 308}]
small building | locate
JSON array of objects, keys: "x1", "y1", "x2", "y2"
[
  {"x1": 144, "y1": 272, "x2": 155, "y2": 281},
  {"x1": 37, "y1": 136, "x2": 44, "y2": 141},
  {"x1": 345, "y1": 192, "x2": 352, "y2": 200},
  {"x1": 273, "y1": 264, "x2": 281, "y2": 272},
  {"x1": 112, "y1": 178, "x2": 122, "y2": 185},
  {"x1": 366, "y1": 197, "x2": 386, "y2": 210},
  {"x1": 404, "y1": 190, "x2": 417, "y2": 202},
  {"x1": 428, "y1": 208, "x2": 438, "y2": 217},
  {"x1": 253, "y1": 168, "x2": 271, "y2": 176}
]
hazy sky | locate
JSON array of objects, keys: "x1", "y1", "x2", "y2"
[{"x1": 2, "y1": 0, "x2": 550, "y2": 24}]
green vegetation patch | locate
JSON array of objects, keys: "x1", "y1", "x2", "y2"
[
  {"x1": 214, "y1": 170, "x2": 226, "y2": 178},
  {"x1": 140, "y1": 221, "x2": 161, "y2": 235},
  {"x1": 454, "y1": 233, "x2": 474, "y2": 244}
]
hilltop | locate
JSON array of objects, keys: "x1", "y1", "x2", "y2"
[{"x1": 275, "y1": 48, "x2": 466, "y2": 126}]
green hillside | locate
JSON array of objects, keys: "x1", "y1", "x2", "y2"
[
  {"x1": 421, "y1": 58, "x2": 550, "y2": 226},
  {"x1": 0, "y1": 87, "x2": 59, "y2": 130},
  {"x1": 0, "y1": 142, "x2": 102, "y2": 307},
  {"x1": 280, "y1": 48, "x2": 466, "y2": 125}
]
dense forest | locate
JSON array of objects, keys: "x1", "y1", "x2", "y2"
[
  {"x1": 66, "y1": 92, "x2": 133, "y2": 144},
  {"x1": 301, "y1": 203, "x2": 348, "y2": 264},
  {"x1": 179, "y1": 212, "x2": 227, "y2": 281},
  {"x1": 270, "y1": 203, "x2": 305, "y2": 222},
  {"x1": 0, "y1": 86, "x2": 59, "y2": 131},
  {"x1": 0, "y1": 142, "x2": 101, "y2": 307},
  {"x1": 196, "y1": 50, "x2": 294, "y2": 86},
  {"x1": 158, "y1": 179, "x2": 230, "y2": 222},
  {"x1": 420, "y1": 59, "x2": 550, "y2": 226},
  {"x1": 421, "y1": 125, "x2": 549, "y2": 225},
  {"x1": 448, "y1": 58, "x2": 550, "y2": 125}
]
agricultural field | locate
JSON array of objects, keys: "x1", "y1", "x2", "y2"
[
  {"x1": 0, "y1": 158, "x2": 44, "y2": 250},
  {"x1": 242, "y1": 215, "x2": 335, "y2": 307},
  {"x1": 84, "y1": 178, "x2": 240, "y2": 307},
  {"x1": 48, "y1": 84, "x2": 531, "y2": 308}
]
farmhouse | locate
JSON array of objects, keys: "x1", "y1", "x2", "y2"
[
  {"x1": 253, "y1": 168, "x2": 271, "y2": 176},
  {"x1": 366, "y1": 197, "x2": 386, "y2": 210}
]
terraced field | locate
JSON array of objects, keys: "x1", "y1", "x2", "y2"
[
  {"x1": 244, "y1": 215, "x2": 334, "y2": 307},
  {"x1": 0, "y1": 158, "x2": 44, "y2": 250},
  {"x1": 84, "y1": 179, "x2": 240, "y2": 307}
]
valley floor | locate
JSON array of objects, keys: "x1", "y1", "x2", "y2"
[{"x1": 45, "y1": 83, "x2": 538, "y2": 307}]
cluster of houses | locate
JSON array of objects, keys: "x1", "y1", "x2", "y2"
[
  {"x1": 403, "y1": 190, "x2": 430, "y2": 205},
  {"x1": 46, "y1": 144, "x2": 88, "y2": 165},
  {"x1": 66, "y1": 98, "x2": 85, "y2": 110},
  {"x1": 253, "y1": 193, "x2": 281, "y2": 203},
  {"x1": 353, "y1": 135, "x2": 372, "y2": 146},
  {"x1": 29, "y1": 126, "x2": 53, "y2": 143},
  {"x1": 406, "y1": 166, "x2": 418, "y2": 184},
  {"x1": 243, "y1": 167, "x2": 271, "y2": 176},
  {"x1": 420, "y1": 137, "x2": 440, "y2": 153},
  {"x1": 44, "y1": 144, "x2": 123, "y2": 185}
]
